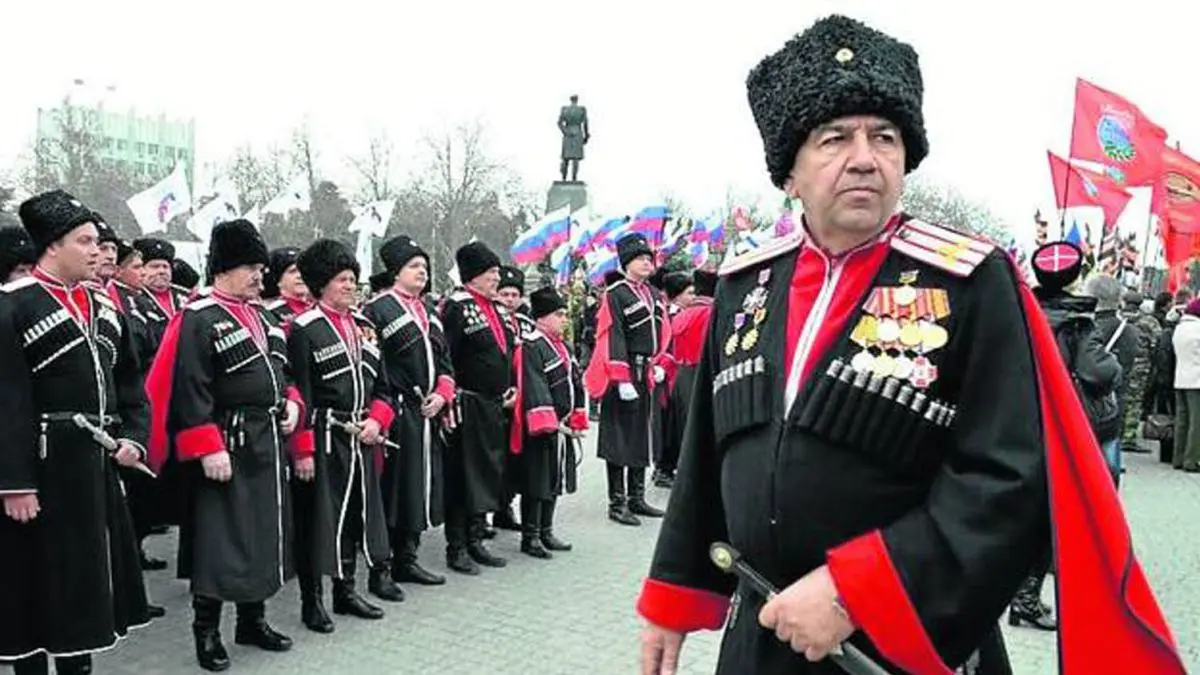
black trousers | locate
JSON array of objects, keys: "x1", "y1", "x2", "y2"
[
  {"x1": 444, "y1": 510, "x2": 487, "y2": 551},
  {"x1": 9, "y1": 653, "x2": 91, "y2": 675}
]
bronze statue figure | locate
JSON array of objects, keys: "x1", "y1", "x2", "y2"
[{"x1": 557, "y1": 95, "x2": 590, "y2": 182}]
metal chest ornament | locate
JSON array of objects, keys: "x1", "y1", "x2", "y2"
[
  {"x1": 849, "y1": 270, "x2": 950, "y2": 389},
  {"x1": 725, "y1": 268, "x2": 772, "y2": 356}
]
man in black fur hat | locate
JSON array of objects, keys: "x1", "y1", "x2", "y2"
[
  {"x1": 510, "y1": 286, "x2": 588, "y2": 558},
  {"x1": 131, "y1": 237, "x2": 188, "y2": 348},
  {"x1": 439, "y1": 241, "x2": 515, "y2": 574},
  {"x1": 583, "y1": 232, "x2": 672, "y2": 526},
  {"x1": 261, "y1": 246, "x2": 312, "y2": 330},
  {"x1": 363, "y1": 234, "x2": 455, "y2": 587},
  {"x1": 0, "y1": 225, "x2": 37, "y2": 284},
  {"x1": 0, "y1": 190, "x2": 153, "y2": 675},
  {"x1": 171, "y1": 258, "x2": 201, "y2": 295},
  {"x1": 656, "y1": 269, "x2": 715, "y2": 489},
  {"x1": 636, "y1": 15, "x2": 1181, "y2": 675},
  {"x1": 492, "y1": 264, "x2": 533, "y2": 533},
  {"x1": 145, "y1": 219, "x2": 302, "y2": 671},
  {"x1": 286, "y1": 239, "x2": 398, "y2": 633}
]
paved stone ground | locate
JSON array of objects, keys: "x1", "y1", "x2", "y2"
[{"x1": 9, "y1": 439, "x2": 1199, "y2": 674}]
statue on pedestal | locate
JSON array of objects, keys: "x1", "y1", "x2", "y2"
[{"x1": 557, "y1": 95, "x2": 590, "y2": 182}]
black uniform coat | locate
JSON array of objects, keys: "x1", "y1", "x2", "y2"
[
  {"x1": 512, "y1": 329, "x2": 588, "y2": 499},
  {"x1": 0, "y1": 274, "x2": 151, "y2": 659},
  {"x1": 637, "y1": 219, "x2": 1050, "y2": 674},
  {"x1": 287, "y1": 306, "x2": 393, "y2": 577},
  {"x1": 440, "y1": 287, "x2": 514, "y2": 514},
  {"x1": 133, "y1": 285, "x2": 189, "y2": 349},
  {"x1": 583, "y1": 278, "x2": 673, "y2": 468},
  {"x1": 363, "y1": 289, "x2": 454, "y2": 533},
  {"x1": 148, "y1": 293, "x2": 297, "y2": 603}
]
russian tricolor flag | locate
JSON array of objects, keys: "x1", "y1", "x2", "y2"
[
  {"x1": 511, "y1": 206, "x2": 572, "y2": 264},
  {"x1": 629, "y1": 205, "x2": 669, "y2": 247}
]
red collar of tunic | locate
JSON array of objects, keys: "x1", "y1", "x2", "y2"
[
  {"x1": 391, "y1": 287, "x2": 429, "y2": 333},
  {"x1": 782, "y1": 215, "x2": 900, "y2": 405},
  {"x1": 211, "y1": 288, "x2": 267, "y2": 348},
  {"x1": 281, "y1": 294, "x2": 312, "y2": 316},
  {"x1": 465, "y1": 285, "x2": 508, "y2": 354},
  {"x1": 149, "y1": 285, "x2": 178, "y2": 317},
  {"x1": 33, "y1": 266, "x2": 92, "y2": 325}
]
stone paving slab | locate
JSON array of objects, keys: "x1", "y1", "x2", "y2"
[{"x1": 4, "y1": 440, "x2": 1197, "y2": 674}]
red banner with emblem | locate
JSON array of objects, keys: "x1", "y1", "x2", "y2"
[{"x1": 1069, "y1": 79, "x2": 1167, "y2": 187}]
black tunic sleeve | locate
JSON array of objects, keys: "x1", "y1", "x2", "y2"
[
  {"x1": 440, "y1": 299, "x2": 465, "y2": 367},
  {"x1": 113, "y1": 309, "x2": 150, "y2": 454},
  {"x1": 520, "y1": 342, "x2": 557, "y2": 436},
  {"x1": 170, "y1": 311, "x2": 226, "y2": 461},
  {"x1": 637, "y1": 300, "x2": 736, "y2": 631},
  {"x1": 285, "y1": 324, "x2": 315, "y2": 430},
  {"x1": 826, "y1": 254, "x2": 1049, "y2": 668},
  {"x1": 0, "y1": 298, "x2": 38, "y2": 493}
]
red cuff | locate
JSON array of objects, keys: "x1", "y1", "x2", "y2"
[
  {"x1": 286, "y1": 385, "x2": 307, "y2": 423},
  {"x1": 434, "y1": 375, "x2": 456, "y2": 403},
  {"x1": 175, "y1": 423, "x2": 226, "y2": 461},
  {"x1": 636, "y1": 578, "x2": 730, "y2": 633},
  {"x1": 567, "y1": 409, "x2": 589, "y2": 431},
  {"x1": 827, "y1": 531, "x2": 953, "y2": 675},
  {"x1": 527, "y1": 406, "x2": 558, "y2": 435},
  {"x1": 289, "y1": 429, "x2": 315, "y2": 459},
  {"x1": 368, "y1": 399, "x2": 396, "y2": 430},
  {"x1": 607, "y1": 360, "x2": 631, "y2": 383}
]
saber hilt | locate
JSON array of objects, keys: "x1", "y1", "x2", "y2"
[
  {"x1": 338, "y1": 421, "x2": 401, "y2": 450},
  {"x1": 708, "y1": 542, "x2": 890, "y2": 675},
  {"x1": 72, "y1": 414, "x2": 157, "y2": 478}
]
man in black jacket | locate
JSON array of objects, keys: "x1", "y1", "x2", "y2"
[{"x1": 1082, "y1": 274, "x2": 1139, "y2": 479}]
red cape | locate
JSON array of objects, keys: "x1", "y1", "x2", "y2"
[
  {"x1": 145, "y1": 313, "x2": 186, "y2": 474},
  {"x1": 827, "y1": 281, "x2": 1184, "y2": 674},
  {"x1": 509, "y1": 343, "x2": 526, "y2": 456},
  {"x1": 583, "y1": 288, "x2": 675, "y2": 399}
]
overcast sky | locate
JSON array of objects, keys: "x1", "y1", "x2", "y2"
[{"x1": 1, "y1": 0, "x2": 1192, "y2": 251}]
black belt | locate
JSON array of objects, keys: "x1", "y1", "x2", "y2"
[
  {"x1": 41, "y1": 412, "x2": 121, "y2": 426},
  {"x1": 458, "y1": 389, "x2": 505, "y2": 404},
  {"x1": 315, "y1": 408, "x2": 368, "y2": 424}
]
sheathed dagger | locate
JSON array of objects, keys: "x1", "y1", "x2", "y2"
[{"x1": 72, "y1": 413, "x2": 156, "y2": 478}]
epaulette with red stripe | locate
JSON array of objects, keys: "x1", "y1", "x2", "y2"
[{"x1": 890, "y1": 218, "x2": 995, "y2": 277}]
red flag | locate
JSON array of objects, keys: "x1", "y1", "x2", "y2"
[
  {"x1": 1047, "y1": 151, "x2": 1133, "y2": 227},
  {"x1": 1151, "y1": 147, "x2": 1200, "y2": 234},
  {"x1": 1069, "y1": 79, "x2": 1167, "y2": 186}
]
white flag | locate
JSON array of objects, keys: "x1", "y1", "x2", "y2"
[
  {"x1": 447, "y1": 235, "x2": 479, "y2": 288},
  {"x1": 261, "y1": 175, "x2": 311, "y2": 215},
  {"x1": 347, "y1": 200, "x2": 395, "y2": 238},
  {"x1": 186, "y1": 182, "x2": 240, "y2": 244},
  {"x1": 242, "y1": 203, "x2": 262, "y2": 228},
  {"x1": 126, "y1": 163, "x2": 192, "y2": 234}
]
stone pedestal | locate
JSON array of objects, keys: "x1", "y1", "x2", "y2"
[{"x1": 546, "y1": 181, "x2": 588, "y2": 215}]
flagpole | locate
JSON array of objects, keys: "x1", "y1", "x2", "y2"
[{"x1": 1060, "y1": 80, "x2": 1080, "y2": 240}]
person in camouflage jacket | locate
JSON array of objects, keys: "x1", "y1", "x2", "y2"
[{"x1": 1121, "y1": 291, "x2": 1162, "y2": 452}]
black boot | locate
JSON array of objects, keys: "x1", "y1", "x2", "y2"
[
  {"x1": 445, "y1": 514, "x2": 480, "y2": 575},
  {"x1": 446, "y1": 545, "x2": 480, "y2": 575},
  {"x1": 234, "y1": 601, "x2": 293, "y2": 652},
  {"x1": 368, "y1": 563, "x2": 406, "y2": 602},
  {"x1": 52, "y1": 655, "x2": 92, "y2": 675},
  {"x1": 493, "y1": 499, "x2": 521, "y2": 531},
  {"x1": 466, "y1": 515, "x2": 507, "y2": 567},
  {"x1": 11, "y1": 653, "x2": 48, "y2": 675},
  {"x1": 299, "y1": 572, "x2": 334, "y2": 633},
  {"x1": 192, "y1": 596, "x2": 230, "y2": 672},
  {"x1": 628, "y1": 468, "x2": 665, "y2": 517},
  {"x1": 652, "y1": 468, "x2": 674, "y2": 489},
  {"x1": 334, "y1": 558, "x2": 386, "y2": 619},
  {"x1": 607, "y1": 462, "x2": 640, "y2": 526},
  {"x1": 1007, "y1": 575, "x2": 1057, "y2": 631},
  {"x1": 540, "y1": 497, "x2": 572, "y2": 551},
  {"x1": 392, "y1": 531, "x2": 446, "y2": 585},
  {"x1": 520, "y1": 498, "x2": 552, "y2": 559}
]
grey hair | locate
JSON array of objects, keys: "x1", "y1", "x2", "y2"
[{"x1": 1083, "y1": 274, "x2": 1123, "y2": 311}]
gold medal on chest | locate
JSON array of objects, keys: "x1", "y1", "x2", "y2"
[
  {"x1": 724, "y1": 332, "x2": 740, "y2": 356},
  {"x1": 870, "y1": 353, "x2": 896, "y2": 378},
  {"x1": 877, "y1": 317, "x2": 901, "y2": 344},
  {"x1": 740, "y1": 327, "x2": 759, "y2": 351},
  {"x1": 919, "y1": 320, "x2": 949, "y2": 351}
]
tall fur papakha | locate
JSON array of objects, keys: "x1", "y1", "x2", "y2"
[
  {"x1": 208, "y1": 219, "x2": 269, "y2": 275},
  {"x1": 18, "y1": 189, "x2": 96, "y2": 253},
  {"x1": 296, "y1": 239, "x2": 360, "y2": 296},
  {"x1": 746, "y1": 14, "x2": 928, "y2": 188}
]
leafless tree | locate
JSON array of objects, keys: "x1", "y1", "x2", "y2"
[{"x1": 347, "y1": 130, "x2": 397, "y2": 202}]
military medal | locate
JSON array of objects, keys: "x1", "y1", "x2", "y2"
[
  {"x1": 892, "y1": 355, "x2": 914, "y2": 380},
  {"x1": 870, "y1": 353, "x2": 896, "y2": 378},
  {"x1": 742, "y1": 287, "x2": 769, "y2": 313},
  {"x1": 893, "y1": 284, "x2": 917, "y2": 306},
  {"x1": 850, "y1": 315, "x2": 878, "y2": 346},
  {"x1": 754, "y1": 308, "x2": 767, "y2": 325},
  {"x1": 850, "y1": 350, "x2": 874, "y2": 372},
  {"x1": 898, "y1": 320, "x2": 922, "y2": 347},
  {"x1": 910, "y1": 356, "x2": 938, "y2": 388},
  {"x1": 726, "y1": 313, "x2": 747, "y2": 356},
  {"x1": 740, "y1": 327, "x2": 759, "y2": 351},
  {"x1": 919, "y1": 320, "x2": 949, "y2": 351},
  {"x1": 877, "y1": 317, "x2": 901, "y2": 344},
  {"x1": 724, "y1": 333, "x2": 739, "y2": 356}
]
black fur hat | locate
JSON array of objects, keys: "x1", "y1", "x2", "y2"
[
  {"x1": 0, "y1": 225, "x2": 37, "y2": 281},
  {"x1": 208, "y1": 219, "x2": 269, "y2": 276},
  {"x1": 133, "y1": 237, "x2": 175, "y2": 264},
  {"x1": 616, "y1": 233, "x2": 653, "y2": 269},
  {"x1": 498, "y1": 265, "x2": 525, "y2": 294},
  {"x1": 92, "y1": 211, "x2": 119, "y2": 246},
  {"x1": 380, "y1": 235, "x2": 428, "y2": 275},
  {"x1": 116, "y1": 239, "x2": 138, "y2": 266},
  {"x1": 529, "y1": 286, "x2": 566, "y2": 319},
  {"x1": 263, "y1": 247, "x2": 301, "y2": 300},
  {"x1": 369, "y1": 270, "x2": 393, "y2": 294},
  {"x1": 296, "y1": 239, "x2": 359, "y2": 297},
  {"x1": 172, "y1": 258, "x2": 200, "y2": 290},
  {"x1": 455, "y1": 241, "x2": 501, "y2": 284},
  {"x1": 18, "y1": 189, "x2": 95, "y2": 254},
  {"x1": 747, "y1": 15, "x2": 927, "y2": 188},
  {"x1": 693, "y1": 269, "x2": 718, "y2": 298},
  {"x1": 1031, "y1": 241, "x2": 1083, "y2": 294}
]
